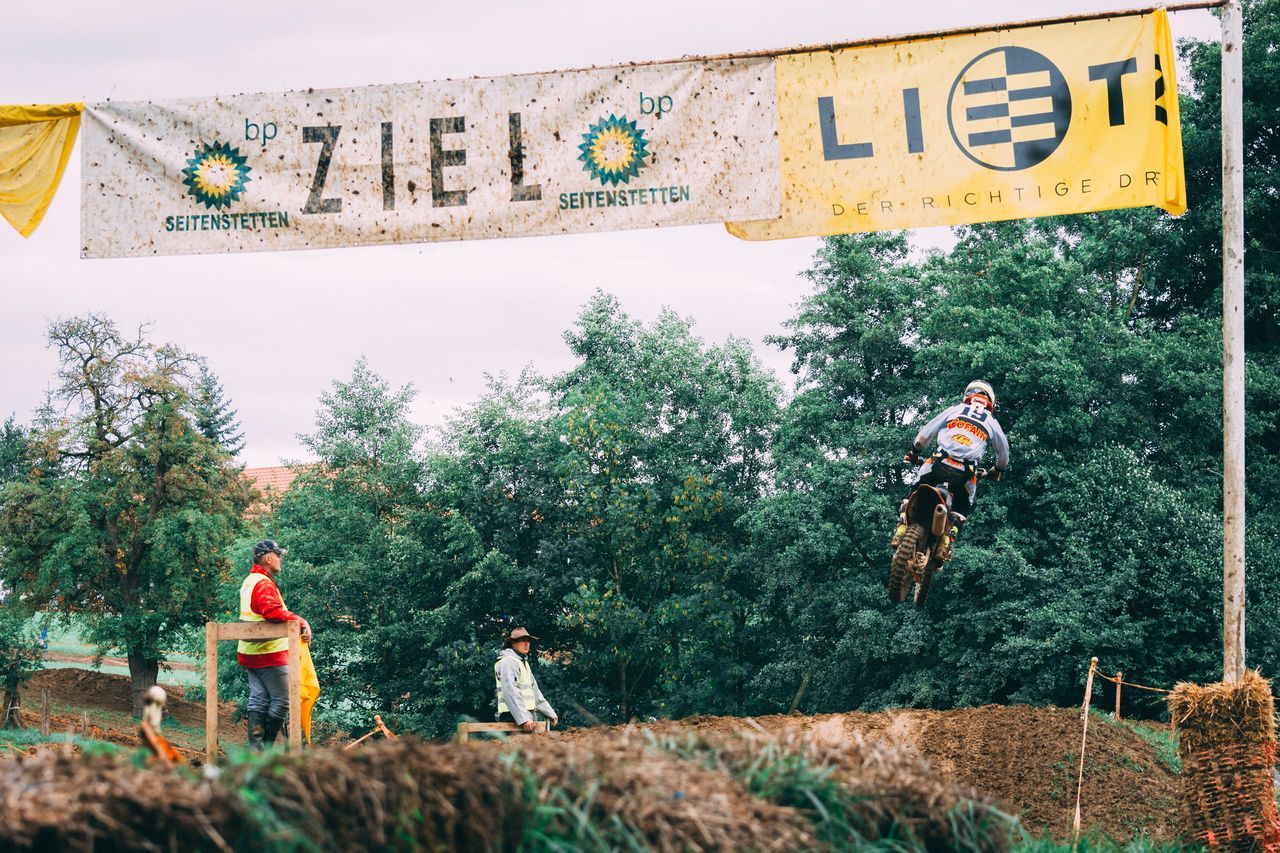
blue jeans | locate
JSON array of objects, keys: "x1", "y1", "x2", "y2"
[{"x1": 245, "y1": 665, "x2": 289, "y2": 720}]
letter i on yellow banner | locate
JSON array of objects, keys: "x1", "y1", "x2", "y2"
[{"x1": 728, "y1": 10, "x2": 1185, "y2": 239}]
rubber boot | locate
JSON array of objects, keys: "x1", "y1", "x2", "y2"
[
  {"x1": 262, "y1": 714, "x2": 286, "y2": 747},
  {"x1": 247, "y1": 710, "x2": 268, "y2": 752}
]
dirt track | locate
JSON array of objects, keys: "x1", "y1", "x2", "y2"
[
  {"x1": 566, "y1": 705, "x2": 1180, "y2": 842},
  {"x1": 7, "y1": 671, "x2": 1177, "y2": 842}
]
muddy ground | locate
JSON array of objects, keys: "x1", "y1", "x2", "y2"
[
  {"x1": 562, "y1": 704, "x2": 1181, "y2": 842},
  {"x1": 6, "y1": 671, "x2": 1178, "y2": 842}
]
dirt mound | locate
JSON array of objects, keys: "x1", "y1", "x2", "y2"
[
  {"x1": 0, "y1": 730, "x2": 1010, "y2": 852},
  {"x1": 22, "y1": 668, "x2": 217, "y2": 729},
  {"x1": 563, "y1": 704, "x2": 1180, "y2": 842}
]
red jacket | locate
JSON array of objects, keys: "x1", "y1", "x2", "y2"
[{"x1": 237, "y1": 566, "x2": 301, "y2": 668}]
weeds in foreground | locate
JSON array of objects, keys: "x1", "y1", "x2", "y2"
[{"x1": 1014, "y1": 830, "x2": 1201, "y2": 852}]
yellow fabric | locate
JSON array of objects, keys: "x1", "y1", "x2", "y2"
[
  {"x1": 728, "y1": 11, "x2": 1186, "y2": 240},
  {"x1": 237, "y1": 573, "x2": 289, "y2": 656},
  {"x1": 299, "y1": 642, "x2": 320, "y2": 744},
  {"x1": 0, "y1": 102, "x2": 82, "y2": 238},
  {"x1": 1154, "y1": 9, "x2": 1187, "y2": 215}
]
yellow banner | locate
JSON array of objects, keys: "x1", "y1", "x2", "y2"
[{"x1": 728, "y1": 11, "x2": 1184, "y2": 240}]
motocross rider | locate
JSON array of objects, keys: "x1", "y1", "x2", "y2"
[{"x1": 893, "y1": 380, "x2": 1009, "y2": 560}]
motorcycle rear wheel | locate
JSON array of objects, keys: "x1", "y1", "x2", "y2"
[
  {"x1": 914, "y1": 561, "x2": 937, "y2": 608},
  {"x1": 889, "y1": 524, "x2": 925, "y2": 604}
]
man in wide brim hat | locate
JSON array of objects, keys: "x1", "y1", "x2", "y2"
[{"x1": 495, "y1": 627, "x2": 557, "y2": 731}]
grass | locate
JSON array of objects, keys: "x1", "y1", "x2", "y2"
[
  {"x1": 38, "y1": 617, "x2": 200, "y2": 665},
  {"x1": 0, "y1": 726, "x2": 127, "y2": 758},
  {"x1": 1013, "y1": 832, "x2": 1200, "y2": 851},
  {"x1": 647, "y1": 730, "x2": 1017, "y2": 851},
  {"x1": 1085, "y1": 709, "x2": 1180, "y2": 774}
]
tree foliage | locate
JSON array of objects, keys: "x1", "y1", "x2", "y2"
[
  {"x1": 193, "y1": 364, "x2": 245, "y2": 457},
  {"x1": 0, "y1": 315, "x2": 252, "y2": 715}
]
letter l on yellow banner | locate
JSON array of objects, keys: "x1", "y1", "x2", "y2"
[{"x1": 729, "y1": 10, "x2": 1184, "y2": 239}]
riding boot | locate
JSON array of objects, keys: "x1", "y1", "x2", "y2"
[
  {"x1": 890, "y1": 503, "x2": 909, "y2": 547},
  {"x1": 262, "y1": 714, "x2": 286, "y2": 747},
  {"x1": 247, "y1": 710, "x2": 268, "y2": 752},
  {"x1": 938, "y1": 513, "x2": 967, "y2": 562}
]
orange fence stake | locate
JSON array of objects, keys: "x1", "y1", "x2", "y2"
[{"x1": 1115, "y1": 671, "x2": 1123, "y2": 720}]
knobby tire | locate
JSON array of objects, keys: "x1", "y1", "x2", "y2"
[{"x1": 889, "y1": 524, "x2": 925, "y2": 604}]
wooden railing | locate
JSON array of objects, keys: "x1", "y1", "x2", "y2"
[{"x1": 204, "y1": 621, "x2": 303, "y2": 762}]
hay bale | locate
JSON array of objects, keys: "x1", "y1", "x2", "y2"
[
  {"x1": 1168, "y1": 670, "x2": 1280, "y2": 850},
  {"x1": 1169, "y1": 669, "x2": 1276, "y2": 757}
]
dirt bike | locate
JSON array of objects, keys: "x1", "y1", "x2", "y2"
[{"x1": 888, "y1": 460, "x2": 992, "y2": 607}]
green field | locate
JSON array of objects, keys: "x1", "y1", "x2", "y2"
[{"x1": 36, "y1": 617, "x2": 202, "y2": 686}]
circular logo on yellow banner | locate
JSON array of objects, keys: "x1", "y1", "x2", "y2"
[
  {"x1": 182, "y1": 141, "x2": 253, "y2": 210},
  {"x1": 947, "y1": 47, "x2": 1072, "y2": 171},
  {"x1": 578, "y1": 115, "x2": 650, "y2": 186}
]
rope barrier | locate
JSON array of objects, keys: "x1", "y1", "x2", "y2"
[
  {"x1": 1073, "y1": 657, "x2": 1179, "y2": 848},
  {"x1": 1095, "y1": 670, "x2": 1173, "y2": 695}
]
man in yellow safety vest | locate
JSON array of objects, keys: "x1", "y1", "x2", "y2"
[
  {"x1": 495, "y1": 627, "x2": 557, "y2": 731},
  {"x1": 238, "y1": 539, "x2": 311, "y2": 750}
]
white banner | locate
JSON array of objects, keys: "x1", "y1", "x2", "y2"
[{"x1": 81, "y1": 59, "x2": 779, "y2": 258}]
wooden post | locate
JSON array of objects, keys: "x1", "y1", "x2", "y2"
[
  {"x1": 1221, "y1": 0, "x2": 1246, "y2": 683},
  {"x1": 40, "y1": 690, "x2": 50, "y2": 738},
  {"x1": 1114, "y1": 672, "x2": 1123, "y2": 720},
  {"x1": 286, "y1": 620, "x2": 302, "y2": 752},
  {"x1": 205, "y1": 622, "x2": 218, "y2": 764},
  {"x1": 1073, "y1": 657, "x2": 1099, "y2": 844}
]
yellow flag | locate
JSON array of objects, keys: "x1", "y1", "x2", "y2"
[
  {"x1": 0, "y1": 103, "x2": 83, "y2": 238},
  {"x1": 729, "y1": 11, "x2": 1184, "y2": 240},
  {"x1": 300, "y1": 641, "x2": 321, "y2": 744}
]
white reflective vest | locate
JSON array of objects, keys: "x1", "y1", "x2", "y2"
[{"x1": 495, "y1": 655, "x2": 537, "y2": 715}]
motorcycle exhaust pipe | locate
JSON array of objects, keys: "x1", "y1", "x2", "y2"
[{"x1": 931, "y1": 503, "x2": 949, "y2": 537}]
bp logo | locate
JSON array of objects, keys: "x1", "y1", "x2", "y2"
[
  {"x1": 578, "y1": 115, "x2": 650, "y2": 186},
  {"x1": 947, "y1": 46, "x2": 1072, "y2": 171},
  {"x1": 181, "y1": 141, "x2": 252, "y2": 209}
]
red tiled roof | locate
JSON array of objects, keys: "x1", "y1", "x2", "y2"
[
  {"x1": 244, "y1": 466, "x2": 302, "y2": 494},
  {"x1": 242, "y1": 465, "x2": 314, "y2": 518}
]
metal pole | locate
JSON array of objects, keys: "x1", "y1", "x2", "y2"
[{"x1": 1221, "y1": 0, "x2": 1246, "y2": 683}]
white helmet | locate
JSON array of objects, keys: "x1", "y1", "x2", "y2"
[{"x1": 963, "y1": 380, "x2": 996, "y2": 410}]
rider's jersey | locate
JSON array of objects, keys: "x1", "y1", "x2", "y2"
[{"x1": 913, "y1": 399, "x2": 1009, "y2": 469}]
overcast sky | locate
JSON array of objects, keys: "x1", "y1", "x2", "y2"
[{"x1": 1, "y1": 2, "x2": 1221, "y2": 467}]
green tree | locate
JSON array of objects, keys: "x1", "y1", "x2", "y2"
[
  {"x1": 193, "y1": 364, "x2": 245, "y2": 457},
  {"x1": 0, "y1": 418, "x2": 41, "y2": 729},
  {"x1": 534, "y1": 294, "x2": 780, "y2": 721},
  {"x1": 270, "y1": 359, "x2": 518, "y2": 735},
  {"x1": 0, "y1": 315, "x2": 253, "y2": 715}
]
